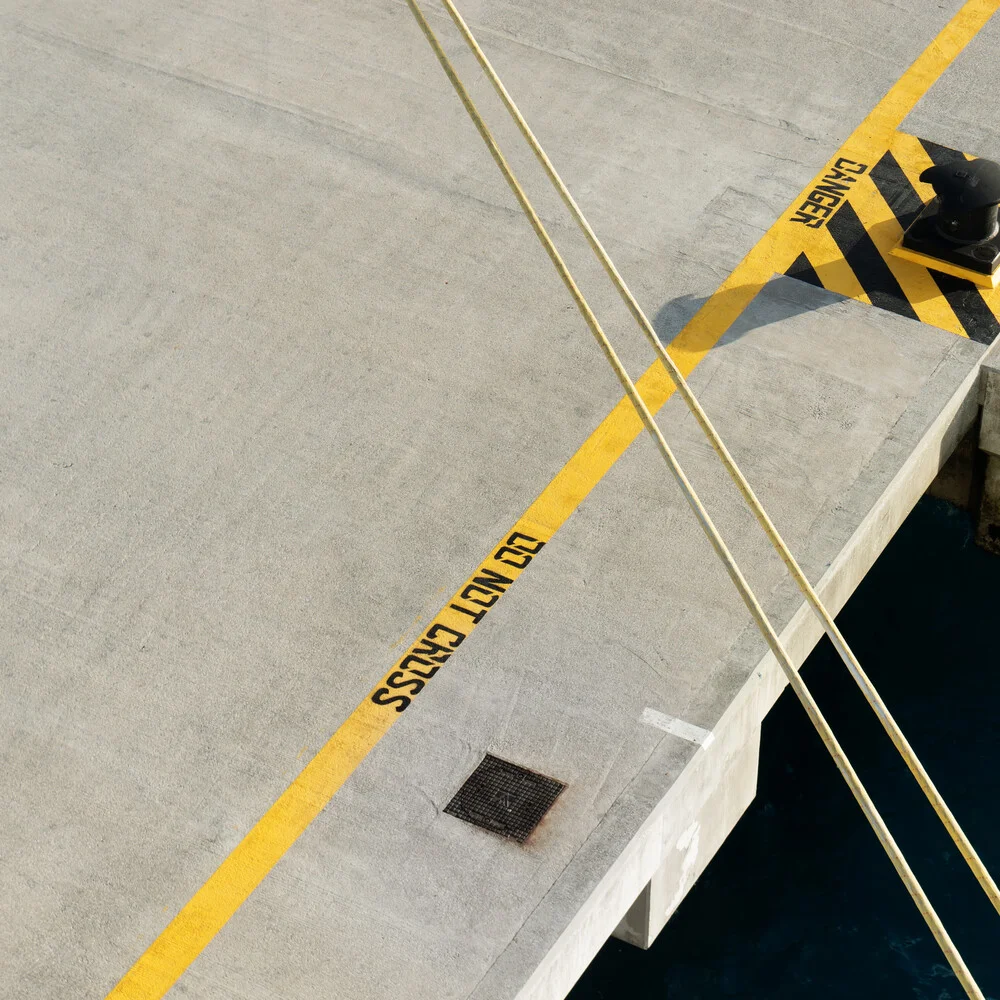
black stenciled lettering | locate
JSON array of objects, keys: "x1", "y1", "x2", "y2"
[
  {"x1": 834, "y1": 157, "x2": 868, "y2": 174},
  {"x1": 827, "y1": 168, "x2": 859, "y2": 183},
  {"x1": 472, "y1": 568, "x2": 514, "y2": 591},
  {"x1": 426, "y1": 622, "x2": 465, "y2": 647},
  {"x1": 800, "y1": 201, "x2": 831, "y2": 219},
  {"x1": 385, "y1": 671, "x2": 425, "y2": 697},
  {"x1": 460, "y1": 583, "x2": 500, "y2": 608},
  {"x1": 371, "y1": 688, "x2": 411, "y2": 713},
  {"x1": 409, "y1": 662, "x2": 440, "y2": 680},
  {"x1": 409, "y1": 638, "x2": 453, "y2": 663},
  {"x1": 506, "y1": 531, "x2": 545, "y2": 554},
  {"x1": 450, "y1": 602, "x2": 487, "y2": 624},
  {"x1": 807, "y1": 190, "x2": 841, "y2": 209},
  {"x1": 494, "y1": 545, "x2": 531, "y2": 568},
  {"x1": 399, "y1": 653, "x2": 442, "y2": 677},
  {"x1": 790, "y1": 210, "x2": 824, "y2": 228},
  {"x1": 790, "y1": 158, "x2": 868, "y2": 229}
]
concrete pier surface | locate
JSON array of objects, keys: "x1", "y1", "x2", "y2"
[{"x1": 2, "y1": 2, "x2": 999, "y2": 999}]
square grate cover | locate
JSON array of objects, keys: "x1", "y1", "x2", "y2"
[{"x1": 444, "y1": 754, "x2": 565, "y2": 843}]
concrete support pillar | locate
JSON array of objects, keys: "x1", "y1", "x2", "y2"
[
  {"x1": 977, "y1": 356, "x2": 1000, "y2": 554},
  {"x1": 611, "y1": 724, "x2": 761, "y2": 950},
  {"x1": 927, "y1": 424, "x2": 980, "y2": 510}
]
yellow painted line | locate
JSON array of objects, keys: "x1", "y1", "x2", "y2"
[
  {"x1": 854, "y1": 0, "x2": 1000, "y2": 146},
  {"x1": 808, "y1": 223, "x2": 873, "y2": 305},
  {"x1": 851, "y1": 174, "x2": 967, "y2": 335},
  {"x1": 981, "y1": 286, "x2": 1000, "y2": 324},
  {"x1": 106, "y1": 3, "x2": 1000, "y2": 997},
  {"x1": 890, "y1": 130, "x2": 938, "y2": 192}
]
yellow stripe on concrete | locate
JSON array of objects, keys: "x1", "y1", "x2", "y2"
[
  {"x1": 106, "y1": 529, "x2": 548, "y2": 1000},
  {"x1": 105, "y1": 3, "x2": 1000, "y2": 997},
  {"x1": 106, "y1": 255, "x2": 781, "y2": 1000},
  {"x1": 981, "y1": 286, "x2": 1000, "y2": 324},
  {"x1": 808, "y1": 224, "x2": 873, "y2": 305},
  {"x1": 851, "y1": 173, "x2": 967, "y2": 335},
  {"x1": 891, "y1": 130, "x2": 940, "y2": 198},
  {"x1": 855, "y1": 0, "x2": 1000, "y2": 146}
]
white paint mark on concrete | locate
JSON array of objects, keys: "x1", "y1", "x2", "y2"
[
  {"x1": 676, "y1": 820, "x2": 700, "y2": 852},
  {"x1": 663, "y1": 820, "x2": 702, "y2": 920},
  {"x1": 642, "y1": 707, "x2": 715, "y2": 748}
]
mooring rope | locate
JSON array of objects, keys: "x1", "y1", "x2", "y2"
[
  {"x1": 401, "y1": 2, "x2": 988, "y2": 996},
  {"x1": 436, "y1": 0, "x2": 1000, "y2": 924}
]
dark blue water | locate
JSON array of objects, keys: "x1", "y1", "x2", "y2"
[{"x1": 570, "y1": 498, "x2": 1000, "y2": 1000}]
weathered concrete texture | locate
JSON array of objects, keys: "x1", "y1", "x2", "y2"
[
  {"x1": 978, "y1": 457, "x2": 1000, "y2": 553},
  {"x1": 459, "y1": 278, "x2": 984, "y2": 1000},
  {"x1": 903, "y1": 8, "x2": 1000, "y2": 162},
  {"x1": 927, "y1": 424, "x2": 980, "y2": 510},
  {"x1": 612, "y1": 719, "x2": 761, "y2": 949},
  {"x1": 120, "y1": 275, "x2": 984, "y2": 1000},
  {"x1": 0, "y1": 1, "x2": 991, "y2": 999}
]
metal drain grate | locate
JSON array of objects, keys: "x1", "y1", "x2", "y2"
[{"x1": 444, "y1": 754, "x2": 565, "y2": 843}]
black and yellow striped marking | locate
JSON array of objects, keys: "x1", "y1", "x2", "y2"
[{"x1": 784, "y1": 134, "x2": 1000, "y2": 344}]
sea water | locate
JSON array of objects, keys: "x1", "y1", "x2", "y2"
[{"x1": 570, "y1": 497, "x2": 999, "y2": 1000}]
